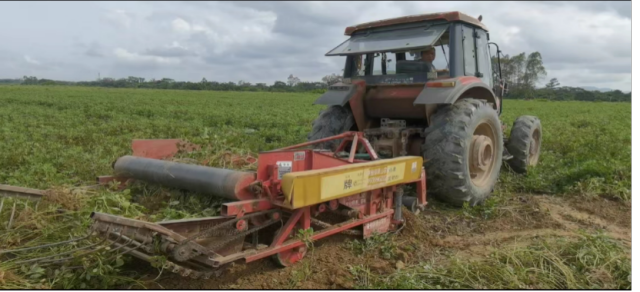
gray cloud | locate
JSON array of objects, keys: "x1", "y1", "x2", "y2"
[
  {"x1": 84, "y1": 41, "x2": 106, "y2": 58},
  {"x1": 144, "y1": 42, "x2": 198, "y2": 57},
  {"x1": 564, "y1": 1, "x2": 631, "y2": 19},
  {"x1": 0, "y1": 1, "x2": 631, "y2": 91}
]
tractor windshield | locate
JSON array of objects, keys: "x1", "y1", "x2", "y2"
[{"x1": 327, "y1": 23, "x2": 451, "y2": 85}]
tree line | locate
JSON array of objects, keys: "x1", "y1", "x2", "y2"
[
  {"x1": 0, "y1": 52, "x2": 629, "y2": 102},
  {"x1": 7, "y1": 75, "x2": 331, "y2": 94},
  {"x1": 492, "y1": 52, "x2": 630, "y2": 102}
]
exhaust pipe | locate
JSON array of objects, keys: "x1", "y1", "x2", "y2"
[{"x1": 113, "y1": 155, "x2": 256, "y2": 201}]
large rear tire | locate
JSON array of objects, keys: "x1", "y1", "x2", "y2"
[
  {"x1": 506, "y1": 116, "x2": 542, "y2": 174},
  {"x1": 307, "y1": 105, "x2": 355, "y2": 151},
  {"x1": 422, "y1": 99, "x2": 503, "y2": 207}
]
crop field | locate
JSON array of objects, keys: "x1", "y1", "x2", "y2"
[{"x1": 0, "y1": 85, "x2": 631, "y2": 289}]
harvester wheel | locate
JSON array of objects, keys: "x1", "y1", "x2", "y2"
[
  {"x1": 422, "y1": 98, "x2": 503, "y2": 207},
  {"x1": 273, "y1": 246, "x2": 308, "y2": 267},
  {"x1": 505, "y1": 116, "x2": 542, "y2": 174},
  {"x1": 307, "y1": 105, "x2": 355, "y2": 151},
  {"x1": 271, "y1": 226, "x2": 307, "y2": 267}
]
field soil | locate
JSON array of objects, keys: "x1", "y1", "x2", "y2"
[{"x1": 147, "y1": 193, "x2": 630, "y2": 289}]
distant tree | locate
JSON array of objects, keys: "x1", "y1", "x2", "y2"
[
  {"x1": 287, "y1": 74, "x2": 301, "y2": 86},
  {"x1": 22, "y1": 76, "x2": 38, "y2": 85},
  {"x1": 321, "y1": 73, "x2": 343, "y2": 86},
  {"x1": 545, "y1": 78, "x2": 560, "y2": 89},
  {"x1": 523, "y1": 52, "x2": 547, "y2": 90}
]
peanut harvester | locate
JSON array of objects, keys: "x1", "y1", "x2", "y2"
[{"x1": 1, "y1": 132, "x2": 427, "y2": 279}]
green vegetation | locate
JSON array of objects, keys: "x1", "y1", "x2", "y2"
[
  {"x1": 0, "y1": 86, "x2": 630, "y2": 289},
  {"x1": 498, "y1": 100, "x2": 631, "y2": 201},
  {"x1": 349, "y1": 233, "x2": 630, "y2": 289}
]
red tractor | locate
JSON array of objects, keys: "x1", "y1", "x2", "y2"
[{"x1": 308, "y1": 11, "x2": 542, "y2": 207}]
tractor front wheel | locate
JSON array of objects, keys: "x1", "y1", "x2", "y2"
[
  {"x1": 307, "y1": 105, "x2": 355, "y2": 151},
  {"x1": 506, "y1": 116, "x2": 542, "y2": 174},
  {"x1": 422, "y1": 98, "x2": 503, "y2": 207}
]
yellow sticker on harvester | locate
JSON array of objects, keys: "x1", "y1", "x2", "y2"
[{"x1": 320, "y1": 162, "x2": 405, "y2": 199}]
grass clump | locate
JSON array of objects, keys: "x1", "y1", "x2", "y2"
[
  {"x1": 352, "y1": 232, "x2": 630, "y2": 289},
  {"x1": 498, "y1": 101, "x2": 631, "y2": 201}
]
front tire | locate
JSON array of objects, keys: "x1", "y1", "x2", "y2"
[
  {"x1": 307, "y1": 105, "x2": 355, "y2": 151},
  {"x1": 422, "y1": 99, "x2": 503, "y2": 207},
  {"x1": 506, "y1": 116, "x2": 542, "y2": 174}
]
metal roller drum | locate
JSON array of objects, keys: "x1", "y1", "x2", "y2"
[{"x1": 113, "y1": 155, "x2": 256, "y2": 201}]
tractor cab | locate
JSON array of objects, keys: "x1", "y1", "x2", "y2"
[{"x1": 326, "y1": 11, "x2": 499, "y2": 91}]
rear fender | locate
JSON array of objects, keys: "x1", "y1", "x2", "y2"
[
  {"x1": 313, "y1": 80, "x2": 369, "y2": 131},
  {"x1": 313, "y1": 83, "x2": 358, "y2": 106},
  {"x1": 414, "y1": 76, "x2": 498, "y2": 110}
]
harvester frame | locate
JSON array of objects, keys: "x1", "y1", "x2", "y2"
[{"x1": 3, "y1": 133, "x2": 427, "y2": 279}]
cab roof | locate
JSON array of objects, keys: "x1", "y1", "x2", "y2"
[{"x1": 344, "y1": 11, "x2": 488, "y2": 35}]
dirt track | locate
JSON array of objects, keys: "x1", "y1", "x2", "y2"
[{"x1": 143, "y1": 194, "x2": 630, "y2": 289}]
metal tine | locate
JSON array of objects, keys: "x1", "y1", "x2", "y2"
[
  {"x1": 34, "y1": 244, "x2": 108, "y2": 267},
  {"x1": 94, "y1": 229, "x2": 128, "y2": 256},
  {"x1": 12, "y1": 236, "x2": 109, "y2": 265},
  {"x1": 0, "y1": 233, "x2": 92, "y2": 254},
  {"x1": 106, "y1": 225, "x2": 127, "y2": 248},
  {"x1": 49, "y1": 237, "x2": 145, "y2": 270},
  {"x1": 7, "y1": 201, "x2": 16, "y2": 229},
  {"x1": 104, "y1": 237, "x2": 134, "y2": 257},
  {"x1": 8, "y1": 224, "x2": 112, "y2": 265},
  {"x1": 0, "y1": 198, "x2": 4, "y2": 217},
  {"x1": 102, "y1": 228, "x2": 142, "y2": 262},
  {"x1": 59, "y1": 231, "x2": 134, "y2": 271},
  {"x1": 107, "y1": 230, "x2": 149, "y2": 257}
]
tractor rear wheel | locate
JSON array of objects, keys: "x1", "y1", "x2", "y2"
[
  {"x1": 506, "y1": 116, "x2": 542, "y2": 174},
  {"x1": 307, "y1": 105, "x2": 355, "y2": 151},
  {"x1": 422, "y1": 98, "x2": 503, "y2": 207}
]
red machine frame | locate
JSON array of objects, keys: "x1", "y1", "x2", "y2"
[{"x1": 93, "y1": 132, "x2": 427, "y2": 272}]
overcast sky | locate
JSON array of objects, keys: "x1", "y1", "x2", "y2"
[{"x1": 0, "y1": 1, "x2": 631, "y2": 91}]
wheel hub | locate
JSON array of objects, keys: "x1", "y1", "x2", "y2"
[
  {"x1": 471, "y1": 135, "x2": 493, "y2": 172},
  {"x1": 528, "y1": 128, "x2": 541, "y2": 165},
  {"x1": 529, "y1": 139, "x2": 537, "y2": 156},
  {"x1": 468, "y1": 122, "x2": 498, "y2": 188}
]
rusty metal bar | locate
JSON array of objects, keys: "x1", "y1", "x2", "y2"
[
  {"x1": 348, "y1": 133, "x2": 359, "y2": 163},
  {"x1": 272, "y1": 132, "x2": 357, "y2": 151},
  {"x1": 246, "y1": 210, "x2": 393, "y2": 263},
  {"x1": 310, "y1": 218, "x2": 362, "y2": 236},
  {"x1": 0, "y1": 184, "x2": 46, "y2": 201},
  {"x1": 91, "y1": 212, "x2": 185, "y2": 241}
]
